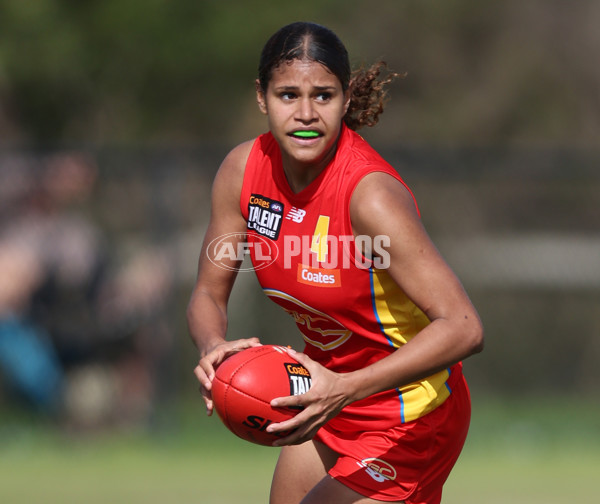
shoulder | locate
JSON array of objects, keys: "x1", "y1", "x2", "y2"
[
  {"x1": 212, "y1": 139, "x2": 257, "y2": 194},
  {"x1": 217, "y1": 139, "x2": 256, "y2": 180},
  {"x1": 350, "y1": 171, "x2": 420, "y2": 236},
  {"x1": 210, "y1": 139, "x2": 258, "y2": 217}
]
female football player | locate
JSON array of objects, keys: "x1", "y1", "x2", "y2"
[{"x1": 188, "y1": 21, "x2": 484, "y2": 504}]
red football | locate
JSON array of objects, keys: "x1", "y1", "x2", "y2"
[{"x1": 211, "y1": 345, "x2": 312, "y2": 446}]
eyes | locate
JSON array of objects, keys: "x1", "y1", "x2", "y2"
[{"x1": 279, "y1": 90, "x2": 334, "y2": 103}]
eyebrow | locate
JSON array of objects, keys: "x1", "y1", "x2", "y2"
[{"x1": 273, "y1": 85, "x2": 337, "y2": 92}]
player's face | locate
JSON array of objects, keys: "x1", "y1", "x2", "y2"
[{"x1": 256, "y1": 59, "x2": 350, "y2": 177}]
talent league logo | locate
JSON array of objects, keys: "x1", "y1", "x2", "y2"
[{"x1": 247, "y1": 194, "x2": 284, "y2": 239}]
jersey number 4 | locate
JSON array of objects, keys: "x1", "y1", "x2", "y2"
[{"x1": 310, "y1": 215, "x2": 330, "y2": 262}]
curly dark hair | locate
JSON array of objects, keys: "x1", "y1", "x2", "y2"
[
  {"x1": 345, "y1": 62, "x2": 402, "y2": 130},
  {"x1": 258, "y1": 22, "x2": 401, "y2": 130}
]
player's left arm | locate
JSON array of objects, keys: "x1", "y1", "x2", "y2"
[
  {"x1": 268, "y1": 171, "x2": 483, "y2": 445},
  {"x1": 343, "y1": 171, "x2": 485, "y2": 397}
]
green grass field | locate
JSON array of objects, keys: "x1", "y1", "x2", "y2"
[{"x1": 1, "y1": 396, "x2": 598, "y2": 503}]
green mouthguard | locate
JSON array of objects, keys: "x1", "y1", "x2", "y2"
[{"x1": 293, "y1": 131, "x2": 319, "y2": 138}]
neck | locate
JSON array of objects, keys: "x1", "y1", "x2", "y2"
[{"x1": 281, "y1": 160, "x2": 327, "y2": 193}]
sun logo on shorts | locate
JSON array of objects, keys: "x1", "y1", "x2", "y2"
[{"x1": 358, "y1": 458, "x2": 397, "y2": 482}]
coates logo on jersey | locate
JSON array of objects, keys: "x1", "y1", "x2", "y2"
[
  {"x1": 297, "y1": 264, "x2": 341, "y2": 288},
  {"x1": 357, "y1": 458, "x2": 397, "y2": 483},
  {"x1": 247, "y1": 194, "x2": 284, "y2": 240},
  {"x1": 206, "y1": 232, "x2": 278, "y2": 272}
]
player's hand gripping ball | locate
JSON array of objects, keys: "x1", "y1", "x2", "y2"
[{"x1": 211, "y1": 345, "x2": 312, "y2": 446}]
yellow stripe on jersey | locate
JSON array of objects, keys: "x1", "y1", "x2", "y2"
[
  {"x1": 370, "y1": 268, "x2": 431, "y2": 347},
  {"x1": 370, "y1": 268, "x2": 452, "y2": 421}
]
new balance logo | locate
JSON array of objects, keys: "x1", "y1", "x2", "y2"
[{"x1": 285, "y1": 207, "x2": 306, "y2": 223}]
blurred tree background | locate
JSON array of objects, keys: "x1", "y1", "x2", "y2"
[
  {"x1": 0, "y1": 0, "x2": 599, "y2": 430},
  {"x1": 1, "y1": 0, "x2": 598, "y2": 146}
]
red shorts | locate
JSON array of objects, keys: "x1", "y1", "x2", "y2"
[{"x1": 314, "y1": 375, "x2": 471, "y2": 503}]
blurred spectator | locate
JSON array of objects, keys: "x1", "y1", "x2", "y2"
[
  {"x1": 0, "y1": 151, "x2": 174, "y2": 430},
  {"x1": 0, "y1": 240, "x2": 62, "y2": 412}
]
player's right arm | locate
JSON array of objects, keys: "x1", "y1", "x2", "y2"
[{"x1": 187, "y1": 140, "x2": 261, "y2": 415}]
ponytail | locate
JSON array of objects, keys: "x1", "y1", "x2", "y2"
[{"x1": 344, "y1": 62, "x2": 403, "y2": 130}]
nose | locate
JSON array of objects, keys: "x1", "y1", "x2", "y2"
[{"x1": 296, "y1": 97, "x2": 317, "y2": 123}]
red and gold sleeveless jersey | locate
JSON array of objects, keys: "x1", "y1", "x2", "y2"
[{"x1": 240, "y1": 124, "x2": 463, "y2": 427}]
